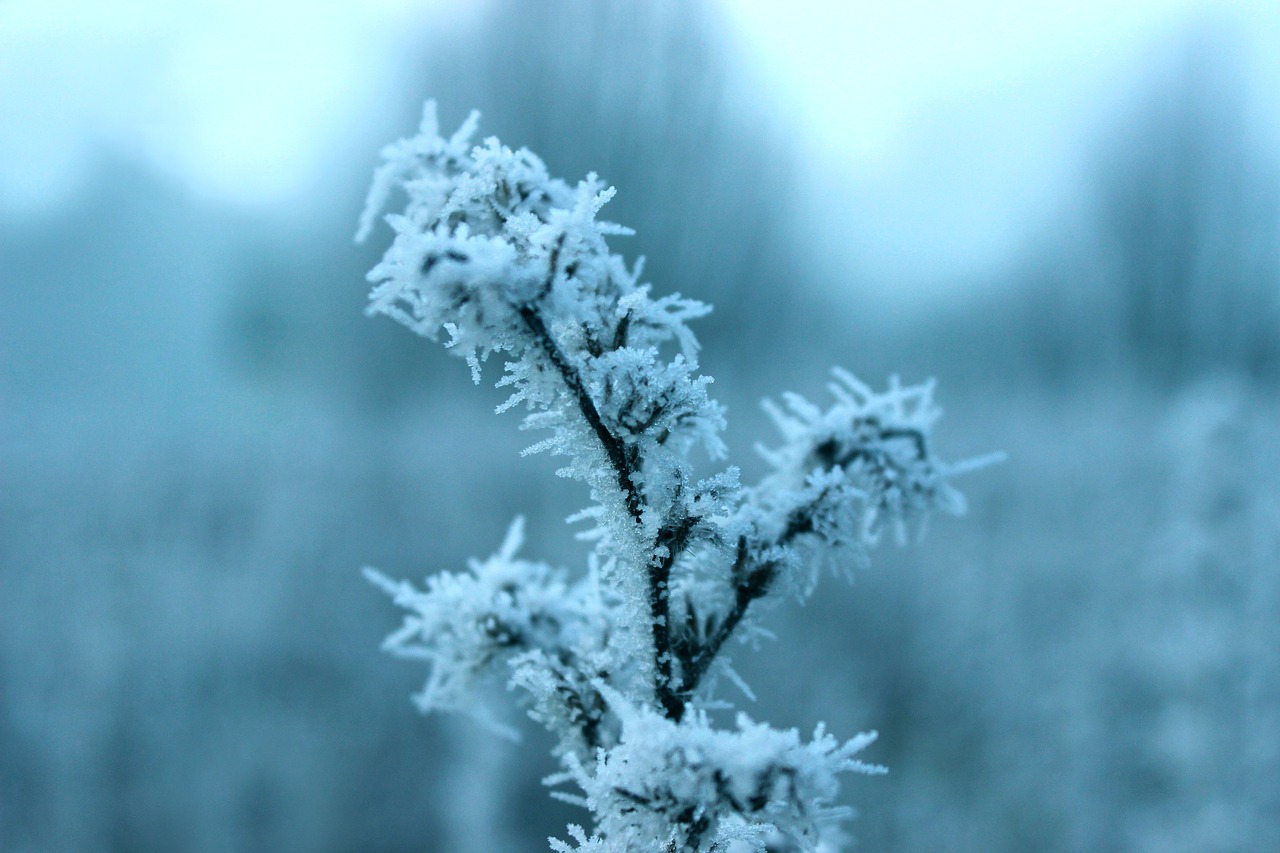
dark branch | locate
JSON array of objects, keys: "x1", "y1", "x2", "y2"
[
  {"x1": 517, "y1": 307, "x2": 644, "y2": 526},
  {"x1": 651, "y1": 510, "x2": 701, "y2": 720},
  {"x1": 517, "y1": 244, "x2": 708, "y2": 719}
]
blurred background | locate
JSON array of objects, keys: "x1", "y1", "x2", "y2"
[{"x1": 3, "y1": 1, "x2": 1278, "y2": 850}]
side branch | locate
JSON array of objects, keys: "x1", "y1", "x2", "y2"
[
  {"x1": 677, "y1": 494, "x2": 829, "y2": 700},
  {"x1": 678, "y1": 537, "x2": 771, "y2": 699}
]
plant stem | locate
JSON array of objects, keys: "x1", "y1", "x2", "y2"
[{"x1": 517, "y1": 265, "x2": 696, "y2": 718}]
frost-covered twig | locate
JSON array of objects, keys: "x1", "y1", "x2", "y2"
[{"x1": 358, "y1": 102, "x2": 993, "y2": 852}]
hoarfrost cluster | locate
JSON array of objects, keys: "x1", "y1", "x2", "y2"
[{"x1": 358, "y1": 102, "x2": 988, "y2": 852}]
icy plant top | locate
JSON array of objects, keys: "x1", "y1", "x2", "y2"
[{"x1": 358, "y1": 102, "x2": 992, "y2": 852}]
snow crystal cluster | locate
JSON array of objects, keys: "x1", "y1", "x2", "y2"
[{"x1": 358, "y1": 102, "x2": 986, "y2": 852}]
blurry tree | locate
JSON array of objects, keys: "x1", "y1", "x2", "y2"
[
  {"x1": 1091, "y1": 23, "x2": 1280, "y2": 384},
  {"x1": 1009, "y1": 22, "x2": 1280, "y2": 390}
]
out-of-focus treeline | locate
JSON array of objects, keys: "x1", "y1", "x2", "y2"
[
  {"x1": 1, "y1": 2, "x2": 1276, "y2": 852},
  {"x1": 1008, "y1": 21, "x2": 1280, "y2": 389}
]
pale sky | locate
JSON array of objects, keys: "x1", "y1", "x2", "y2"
[
  {"x1": 722, "y1": 0, "x2": 1280, "y2": 291},
  {"x1": 0, "y1": 0, "x2": 459, "y2": 211},
  {"x1": 2, "y1": 0, "x2": 1277, "y2": 288},
  {"x1": 721, "y1": 0, "x2": 1277, "y2": 172}
]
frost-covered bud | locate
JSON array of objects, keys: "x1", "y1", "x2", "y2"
[
  {"x1": 359, "y1": 102, "x2": 729, "y2": 553},
  {"x1": 364, "y1": 518, "x2": 604, "y2": 717},
  {"x1": 584, "y1": 349, "x2": 724, "y2": 457},
  {"x1": 360, "y1": 102, "x2": 624, "y2": 373},
  {"x1": 757, "y1": 369, "x2": 976, "y2": 547},
  {"x1": 550, "y1": 691, "x2": 884, "y2": 853}
]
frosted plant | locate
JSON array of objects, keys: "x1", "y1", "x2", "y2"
[{"x1": 358, "y1": 102, "x2": 991, "y2": 852}]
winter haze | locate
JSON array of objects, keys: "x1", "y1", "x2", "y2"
[{"x1": 2, "y1": 1, "x2": 1278, "y2": 850}]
